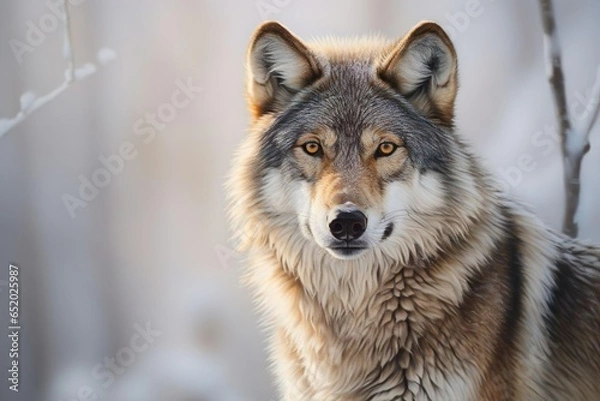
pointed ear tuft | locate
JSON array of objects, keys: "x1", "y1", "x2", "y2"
[
  {"x1": 378, "y1": 21, "x2": 458, "y2": 127},
  {"x1": 246, "y1": 22, "x2": 322, "y2": 119}
]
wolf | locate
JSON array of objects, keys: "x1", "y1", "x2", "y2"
[{"x1": 226, "y1": 20, "x2": 600, "y2": 400}]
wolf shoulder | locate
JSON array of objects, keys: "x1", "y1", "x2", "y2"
[{"x1": 539, "y1": 234, "x2": 600, "y2": 399}]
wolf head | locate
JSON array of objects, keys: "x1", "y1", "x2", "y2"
[{"x1": 229, "y1": 21, "x2": 491, "y2": 264}]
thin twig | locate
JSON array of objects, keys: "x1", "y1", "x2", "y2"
[
  {"x1": 538, "y1": 0, "x2": 592, "y2": 237},
  {"x1": 581, "y1": 65, "x2": 600, "y2": 136},
  {"x1": 63, "y1": 0, "x2": 76, "y2": 82}
]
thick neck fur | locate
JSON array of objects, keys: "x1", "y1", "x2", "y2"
[{"x1": 236, "y1": 155, "x2": 511, "y2": 400}]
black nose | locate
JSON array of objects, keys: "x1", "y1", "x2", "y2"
[{"x1": 329, "y1": 211, "x2": 367, "y2": 241}]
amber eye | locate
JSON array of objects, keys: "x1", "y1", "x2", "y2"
[
  {"x1": 375, "y1": 142, "x2": 398, "y2": 158},
  {"x1": 302, "y1": 141, "x2": 322, "y2": 156}
]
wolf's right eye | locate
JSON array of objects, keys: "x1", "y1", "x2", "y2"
[
  {"x1": 375, "y1": 142, "x2": 398, "y2": 158},
  {"x1": 302, "y1": 141, "x2": 322, "y2": 156}
]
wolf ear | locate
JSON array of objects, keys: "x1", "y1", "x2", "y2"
[
  {"x1": 378, "y1": 21, "x2": 458, "y2": 127},
  {"x1": 246, "y1": 22, "x2": 322, "y2": 119}
]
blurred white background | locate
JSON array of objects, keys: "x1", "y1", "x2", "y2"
[{"x1": 0, "y1": 1, "x2": 599, "y2": 400}]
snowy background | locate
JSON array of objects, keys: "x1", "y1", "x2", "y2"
[{"x1": 0, "y1": 1, "x2": 599, "y2": 400}]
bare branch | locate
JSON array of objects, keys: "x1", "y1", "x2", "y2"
[
  {"x1": 63, "y1": 0, "x2": 76, "y2": 82},
  {"x1": 581, "y1": 65, "x2": 600, "y2": 136},
  {"x1": 538, "y1": 0, "x2": 590, "y2": 237},
  {"x1": 0, "y1": 66, "x2": 97, "y2": 139},
  {"x1": 539, "y1": 0, "x2": 572, "y2": 140},
  {"x1": 0, "y1": 1, "x2": 116, "y2": 139}
]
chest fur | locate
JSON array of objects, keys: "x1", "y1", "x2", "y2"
[{"x1": 272, "y1": 265, "x2": 499, "y2": 400}]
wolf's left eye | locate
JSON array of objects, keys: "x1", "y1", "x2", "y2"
[
  {"x1": 375, "y1": 142, "x2": 398, "y2": 158},
  {"x1": 302, "y1": 141, "x2": 322, "y2": 156}
]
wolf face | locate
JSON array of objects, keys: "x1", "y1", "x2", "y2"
[{"x1": 233, "y1": 21, "x2": 482, "y2": 262}]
